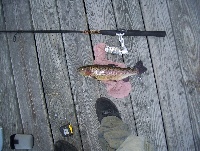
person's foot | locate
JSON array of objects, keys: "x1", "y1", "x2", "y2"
[
  {"x1": 95, "y1": 97, "x2": 121, "y2": 123},
  {"x1": 54, "y1": 140, "x2": 78, "y2": 151}
]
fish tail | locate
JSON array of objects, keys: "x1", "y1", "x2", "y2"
[{"x1": 134, "y1": 61, "x2": 147, "y2": 74}]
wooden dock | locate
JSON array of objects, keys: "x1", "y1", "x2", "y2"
[{"x1": 0, "y1": 0, "x2": 199, "y2": 150}]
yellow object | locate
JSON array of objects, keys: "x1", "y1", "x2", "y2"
[{"x1": 69, "y1": 124, "x2": 73, "y2": 134}]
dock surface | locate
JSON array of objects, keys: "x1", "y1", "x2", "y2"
[{"x1": 0, "y1": 0, "x2": 199, "y2": 150}]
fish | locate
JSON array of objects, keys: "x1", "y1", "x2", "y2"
[{"x1": 77, "y1": 61, "x2": 147, "y2": 81}]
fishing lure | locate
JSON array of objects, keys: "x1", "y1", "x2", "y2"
[{"x1": 105, "y1": 46, "x2": 128, "y2": 55}]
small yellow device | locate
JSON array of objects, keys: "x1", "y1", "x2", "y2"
[{"x1": 59, "y1": 123, "x2": 73, "y2": 137}]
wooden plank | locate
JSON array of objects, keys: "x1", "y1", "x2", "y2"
[
  {"x1": 83, "y1": 0, "x2": 123, "y2": 62},
  {"x1": 0, "y1": 1, "x2": 23, "y2": 150},
  {"x1": 167, "y1": 0, "x2": 200, "y2": 150},
  {"x1": 139, "y1": 0, "x2": 195, "y2": 150},
  {"x1": 2, "y1": 0, "x2": 54, "y2": 150},
  {"x1": 56, "y1": 0, "x2": 102, "y2": 150},
  {"x1": 28, "y1": 0, "x2": 82, "y2": 149},
  {"x1": 83, "y1": 0, "x2": 137, "y2": 135},
  {"x1": 112, "y1": 0, "x2": 167, "y2": 150},
  {"x1": 83, "y1": 0, "x2": 117, "y2": 46}
]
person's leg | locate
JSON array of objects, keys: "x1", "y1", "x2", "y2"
[
  {"x1": 99, "y1": 116, "x2": 131, "y2": 150},
  {"x1": 54, "y1": 97, "x2": 153, "y2": 151},
  {"x1": 96, "y1": 97, "x2": 154, "y2": 151},
  {"x1": 96, "y1": 97, "x2": 131, "y2": 150},
  {"x1": 116, "y1": 135, "x2": 154, "y2": 151},
  {"x1": 54, "y1": 97, "x2": 127, "y2": 151}
]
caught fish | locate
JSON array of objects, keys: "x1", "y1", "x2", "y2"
[{"x1": 78, "y1": 61, "x2": 147, "y2": 81}]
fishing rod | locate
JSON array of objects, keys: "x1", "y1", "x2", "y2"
[
  {"x1": 0, "y1": 29, "x2": 166, "y2": 55},
  {"x1": 0, "y1": 29, "x2": 166, "y2": 37}
]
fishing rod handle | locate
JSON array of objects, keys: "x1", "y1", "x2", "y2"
[{"x1": 99, "y1": 30, "x2": 166, "y2": 37}]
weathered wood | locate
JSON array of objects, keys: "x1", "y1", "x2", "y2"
[
  {"x1": 83, "y1": 0, "x2": 117, "y2": 45},
  {"x1": 83, "y1": 0, "x2": 137, "y2": 137},
  {"x1": 28, "y1": 0, "x2": 82, "y2": 149},
  {"x1": 1, "y1": 0, "x2": 199, "y2": 151},
  {"x1": 112, "y1": 0, "x2": 167, "y2": 150},
  {"x1": 83, "y1": 0, "x2": 123, "y2": 62},
  {"x1": 140, "y1": 0, "x2": 195, "y2": 150},
  {"x1": 167, "y1": 0, "x2": 200, "y2": 150},
  {"x1": 56, "y1": 0, "x2": 102, "y2": 150},
  {"x1": 2, "y1": 0, "x2": 54, "y2": 150},
  {"x1": 0, "y1": 1, "x2": 23, "y2": 150}
]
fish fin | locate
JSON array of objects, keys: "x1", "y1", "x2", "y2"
[
  {"x1": 134, "y1": 61, "x2": 147, "y2": 74},
  {"x1": 122, "y1": 77, "x2": 129, "y2": 82},
  {"x1": 107, "y1": 64, "x2": 117, "y2": 67}
]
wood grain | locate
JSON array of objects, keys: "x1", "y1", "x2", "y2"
[
  {"x1": 0, "y1": 1, "x2": 23, "y2": 150},
  {"x1": 2, "y1": 0, "x2": 54, "y2": 150},
  {"x1": 56, "y1": 0, "x2": 102, "y2": 150},
  {"x1": 112, "y1": 0, "x2": 167, "y2": 150},
  {"x1": 28, "y1": 0, "x2": 82, "y2": 150},
  {"x1": 140, "y1": 0, "x2": 195, "y2": 150},
  {"x1": 83, "y1": 0, "x2": 117, "y2": 45},
  {"x1": 1, "y1": 0, "x2": 199, "y2": 150},
  {"x1": 84, "y1": 0, "x2": 125, "y2": 63},
  {"x1": 167, "y1": 0, "x2": 200, "y2": 150},
  {"x1": 84, "y1": 0, "x2": 137, "y2": 137}
]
